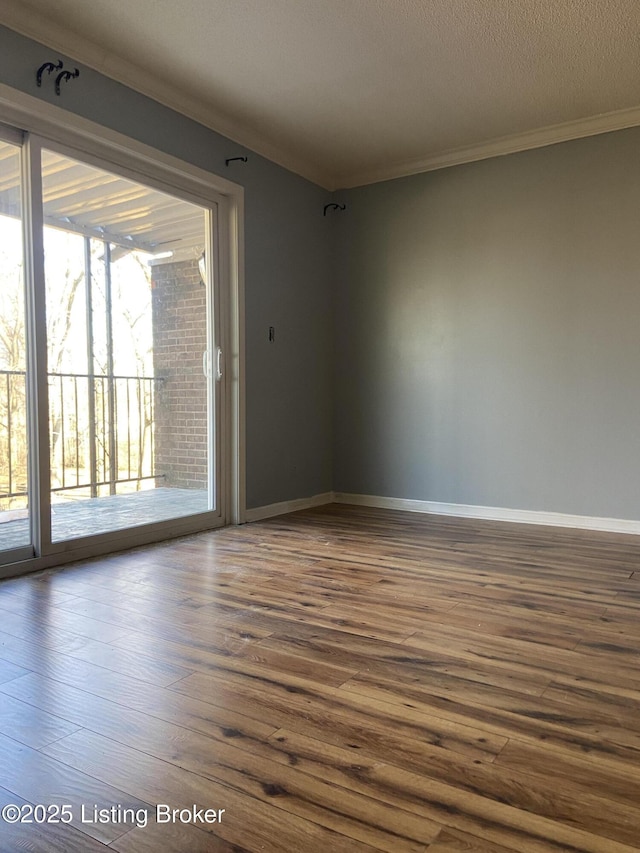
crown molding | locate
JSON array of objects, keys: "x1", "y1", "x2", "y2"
[
  {"x1": 335, "y1": 104, "x2": 640, "y2": 189},
  {"x1": 0, "y1": 3, "x2": 333, "y2": 189},
  {"x1": 4, "y1": 5, "x2": 640, "y2": 193}
]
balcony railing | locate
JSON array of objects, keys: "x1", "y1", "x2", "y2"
[{"x1": 0, "y1": 369, "x2": 163, "y2": 504}]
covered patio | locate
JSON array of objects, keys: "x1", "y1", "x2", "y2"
[
  {"x1": 0, "y1": 143, "x2": 211, "y2": 549},
  {"x1": 0, "y1": 488, "x2": 209, "y2": 551}
]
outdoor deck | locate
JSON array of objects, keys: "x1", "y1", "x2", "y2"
[{"x1": 0, "y1": 488, "x2": 209, "y2": 552}]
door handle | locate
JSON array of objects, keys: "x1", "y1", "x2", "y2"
[{"x1": 215, "y1": 347, "x2": 223, "y2": 380}]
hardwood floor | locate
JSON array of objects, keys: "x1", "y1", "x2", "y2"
[{"x1": 0, "y1": 503, "x2": 639, "y2": 851}]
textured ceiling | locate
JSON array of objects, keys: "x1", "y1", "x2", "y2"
[{"x1": 2, "y1": 0, "x2": 640, "y2": 189}]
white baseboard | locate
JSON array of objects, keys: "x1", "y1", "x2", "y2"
[
  {"x1": 245, "y1": 492, "x2": 334, "y2": 523},
  {"x1": 246, "y1": 489, "x2": 640, "y2": 535},
  {"x1": 332, "y1": 492, "x2": 640, "y2": 535}
]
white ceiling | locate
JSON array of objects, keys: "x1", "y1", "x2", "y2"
[{"x1": 2, "y1": 0, "x2": 640, "y2": 190}]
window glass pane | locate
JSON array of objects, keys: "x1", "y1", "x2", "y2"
[
  {"x1": 41, "y1": 149, "x2": 212, "y2": 542},
  {"x1": 0, "y1": 139, "x2": 31, "y2": 552}
]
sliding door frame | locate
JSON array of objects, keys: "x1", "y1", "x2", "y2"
[
  {"x1": 0, "y1": 84, "x2": 245, "y2": 579},
  {"x1": 0, "y1": 124, "x2": 34, "y2": 565}
]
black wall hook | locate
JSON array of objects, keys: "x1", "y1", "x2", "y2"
[
  {"x1": 323, "y1": 203, "x2": 346, "y2": 216},
  {"x1": 36, "y1": 60, "x2": 63, "y2": 87},
  {"x1": 54, "y1": 68, "x2": 80, "y2": 96},
  {"x1": 225, "y1": 156, "x2": 248, "y2": 166}
]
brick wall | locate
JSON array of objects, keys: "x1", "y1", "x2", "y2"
[{"x1": 151, "y1": 258, "x2": 208, "y2": 490}]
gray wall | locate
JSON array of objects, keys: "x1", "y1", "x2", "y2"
[
  {"x1": 0, "y1": 24, "x2": 334, "y2": 510},
  {"x1": 334, "y1": 128, "x2": 640, "y2": 520},
  {"x1": 4, "y1": 22, "x2": 640, "y2": 521}
]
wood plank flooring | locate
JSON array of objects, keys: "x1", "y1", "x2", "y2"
[{"x1": 0, "y1": 503, "x2": 639, "y2": 851}]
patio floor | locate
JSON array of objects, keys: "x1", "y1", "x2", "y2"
[{"x1": 0, "y1": 487, "x2": 209, "y2": 552}]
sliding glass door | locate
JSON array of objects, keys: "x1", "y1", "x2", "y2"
[
  {"x1": 0, "y1": 127, "x2": 225, "y2": 564},
  {"x1": 41, "y1": 149, "x2": 218, "y2": 542}
]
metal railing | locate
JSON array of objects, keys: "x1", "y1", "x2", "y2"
[{"x1": 0, "y1": 369, "x2": 163, "y2": 501}]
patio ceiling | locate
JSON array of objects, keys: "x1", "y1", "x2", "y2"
[{"x1": 0, "y1": 141, "x2": 205, "y2": 255}]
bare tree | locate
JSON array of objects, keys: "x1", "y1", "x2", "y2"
[
  {"x1": 1, "y1": 226, "x2": 154, "y2": 503},
  {"x1": 46, "y1": 248, "x2": 84, "y2": 490},
  {"x1": 0, "y1": 272, "x2": 27, "y2": 506}
]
